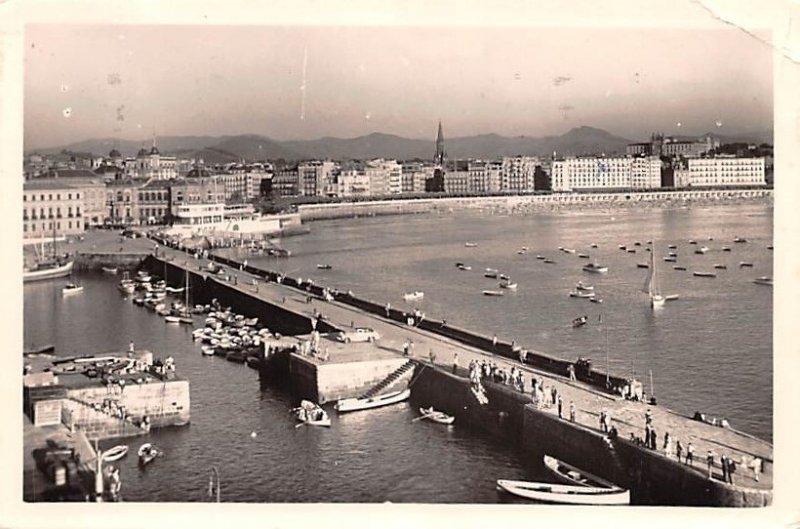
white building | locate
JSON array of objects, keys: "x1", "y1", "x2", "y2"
[
  {"x1": 298, "y1": 161, "x2": 337, "y2": 197},
  {"x1": 501, "y1": 156, "x2": 539, "y2": 192},
  {"x1": 631, "y1": 156, "x2": 663, "y2": 189},
  {"x1": 337, "y1": 169, "x2": 371, "y2": 197},
  {"x1": 365, "y1": 159, "x2": 402, "y2": 196},
  {"x1": 132, "y1": 145, "x2": 177, "y2": 180},
  {"x1": 687, "y1": 157, "x2": 766, "y2": 187},
  {"x1": 551, "y1": 156, "x2": 634, "y2": 191}
]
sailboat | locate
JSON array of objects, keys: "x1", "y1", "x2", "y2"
[
  {"x1": 642, "y1": 244, "x2": 665, "y2": 308},
  {"x1": 24, "y1": 224, "x2": 74, "y2": 282}
]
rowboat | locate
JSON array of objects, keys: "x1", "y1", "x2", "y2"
[
  {"x1": 589, "y1": 298, "x2": 603, "y2": 304},
  {"x1": 694, "y1": 246, "x2": 709, "y2": 255},
  {"x1": 138, "y1": 443, "x2": 162, "y2": 466},
  {"x1": 693, "y1": 271, "x2": 717, "y2": 278},
  {"x1": 753, "y1": 276, "x2": 773, "y2": 286},
  {"x1": 543, "y1": 455, "x2": 621, "y2": 490},
  {"x1": 101, "y1": 445, "x2": 129, "y2": 463},
  {"x1": 62, "y1": 283, "x2": 84, "y2": 296},
  {"x1": 739, "y1": 262, "x2": 754, "y2": 268},
  {"x1": 335, "y1": 388, "x2": 411, "y2": 413},
  {"x1": 575, "y1": 282, "x2": 593, "y2": 291},
  {"x1": 582, "y1": 263, "x2": 608, "y2": 274},
  {"x1": 165, "y1": 315, "x2": 181, "y2": 324},
  {"x1": 101, "y1": 266, "x2": 118, "y2": 274},
  {"x1": 294, "y1": 400, "x2": 331, "y2": 427},
  {"x1": 500, "y1": 282, "x2": 518, "y2": 290},
  {"x1": 317, "y1": 264, "x2": 332, "y2": 270},
  {"x1": 733, "y1": 236, "x2": 748, "y2": 243},
  {"x1": 483, "y1": 290, "x2": 504, "y2": 297},
  {"x1": 403, "y1": 291, "x2": 425, "y2": 302},
  {"x1": 636, "y1": 263, "x2": 649, "y2": 269},
  {"x1": 673, "y1": 266, "x2": 687, "y2": 271},
  {"x1": 496, "y1": 479, "x2": 630, "y2": 505},
  {"x1": 713, "y1": 264, "x2": 727, "y2": 270},
  {"x1": 465, "y1": 242, "x2": 478, "y2": 248},
  {"x1": 569, "y1": 291, "x2": 595, "y2": 299},
  {"x1": 417, "y1": 407, "x2": 455, "y2": 425},
  {"x1": 572, "y1": 315, "x2": 588, "y2": 328},
  {"x1": 543, "y1": 259, "x2": 556, "y2": 264}
]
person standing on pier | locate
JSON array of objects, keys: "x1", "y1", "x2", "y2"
[
  {"x1": 650, "y1": 428, "x2": 658, "y2": 451},
  {"x1": 720, "y1": 455, "x2": 728, "y2": 482},
  {"x1": 707, "y1": 450, "x2": 715, "y2": 479},
  {"x1": 557, "y1": 395, "x2": 563, "y2": 419},
  {"x1": 569, "y1": 401, "x2": 576, "y2": 422},
  {"x1": 727, "y1": 457, "x2": 736, "y2": 485},
  {"x1": 686, "y1": 442, "x2": 694, "y2": 466},
  {"x1": 452, "y1": 352, "x2": 459, "y2": 374},
  {"x1": 676, "y1": 440, "x2": 683, "y2": 462}
]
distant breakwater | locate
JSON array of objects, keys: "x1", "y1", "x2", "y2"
[{"x1": 297, "y1": 189, "x2": 773, "y2": 221}]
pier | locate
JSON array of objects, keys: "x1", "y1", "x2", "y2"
[{"x1": 126, "y1": 236, "x2": 773, "y2": 507}]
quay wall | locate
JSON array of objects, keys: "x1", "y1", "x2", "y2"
[
  {"x1": 74, "y1": 252, "x2": 148, "y2": 272},
  {"x1": 288, "y1": 354, "x2": 411, "y2": 404},
  {"x1": 297, "y1": 189, "x2": 773, "y2": 221}
]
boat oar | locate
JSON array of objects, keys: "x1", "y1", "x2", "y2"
[
  {"x1": 412, "y1": 411, "x2": 434, "y2": 422},
  {"x1": 295, "y1": 422, "x2": 307, "y2": 428}
]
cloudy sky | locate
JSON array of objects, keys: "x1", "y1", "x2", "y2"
[{"x1": 24, "y1": 24, "x2": 772, "y2": 149}]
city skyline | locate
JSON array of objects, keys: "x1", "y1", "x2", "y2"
[{"x1": 24, "y1": 25, "x2": 773, "y2": 151}]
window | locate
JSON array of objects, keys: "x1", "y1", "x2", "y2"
[
  {"x1": 68, "y1": 193, "x2": 72, "y2": 200},
  {"x1": 57, "y1": 221, "x2": 61, "y2": 229},
  {"x1": 68, "y1": 221, "x2": 72, "y2": 229},
  {"x1": 57, "y1": 194, "x2": 61, "y2": 201}
]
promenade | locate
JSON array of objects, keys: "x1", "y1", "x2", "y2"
[{"x1": 146, "y1": 238, "x2": 772, "y2": 493}]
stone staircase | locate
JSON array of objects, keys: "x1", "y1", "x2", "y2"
[
  {"x1": 63, "y1": 396, "x2": 146, "y2": 440},
  {"x1": 359, "y1": 360, "x2": 415, "y2": 399}
]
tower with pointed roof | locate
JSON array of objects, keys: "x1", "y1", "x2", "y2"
[
  {"x1": 434, "y1": 121, "x2": 446, "y2": 167},
  {"x1": 427, "y1": 121, "x2": 446, "y2": 192}
]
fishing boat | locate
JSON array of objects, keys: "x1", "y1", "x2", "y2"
[
  {"x1": 138, "y1": 443, "x2": 162, "y2": 466},
  {"x1": 417, "y1": 407, "x2": 455, "y2": 425},
  {"x1": 569, "y1": 291, "x2": 595, "y2": 299},
  {"x1": 739, "y1": 262, "x2": 754, "y2": 268},
  {"x1": 753, "y1": 276, "x2": 773, "y2": 286},
  {"x1": 582, "y1": 263, "x2": 608, "y2": 274},
  {"x1": 403, "y1": 291, "x2": 424, "y2": 302},
  {"x1": 316, "y1": 264, "x2": 332, "y2": 270},
  {"x1": 500, "y1": 282, "x2": 518, "y2": 290},
  {"x1": 294, "y1": 400, "x2": 331, "y2": 426},
  {"x1": 693, "y1": 271, "x2": 717, "y2": 278},
  {"x1": 23, "y1": 226, "x2": 75, "y2": 283},
  {"x1": 62, "y1": 283, "x2": 84, "y2": 296},
  {"x1": 335, "y1": 388, "x2": 411, "y2": 413},
  {"x1": 572, "y1": 315, "x2": 588, "y2": 328},
  {"x1": 465, "y1": 242, "x2": 478, "y2": 248},
  {"x1": 496, "y1": 479, "x2": 630, "y2": 505},
  {"x1": 101, "y1": 266, "x2": 118, "y2": 275},
  {"x1": 543, "y1": 455, "x2": 628, "y2": 496},
  {"x1": 642, "y1": 246, "x2": 665, "y2": 308},
  {"x1": 101, "y1": 445, "x2": 129, "y2": 463}
]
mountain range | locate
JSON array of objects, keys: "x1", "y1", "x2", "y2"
[{"x1": 28, "y1": 126, "x2": 773, "y2": 163}]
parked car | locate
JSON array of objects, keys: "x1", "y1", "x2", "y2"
[{"x1": 336, "y1": 327, "x2": 380, "y2": 343}]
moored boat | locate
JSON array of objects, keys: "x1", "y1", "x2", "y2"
[
  {"x1": 753, "y1": 276, "x2": 773, "y2": 286},
  {"x1": 499, "y1": 282, "x2": 518, "y2": 290},
  {"x1": 417, "y1": 407, "x2": 455, "y2": 425},
  {"x1": 62, "y1": 283, "x2": 84, "y2": 296},
  {"x1": 572, "y1": 315, "x2": 588, "y2": 328},
  {"x1": 294, "y1": 400, "x2": 331, "y2": 426},
  {"x1": 496, "y1": 479, "x2": 630, "y2": 505},
  {"x1": 693, "y1": 271, "x2": 717, "y2": 278},
  {"x1": 101, "y1": 445, "x2": 129, "y2": 463},
  {"x1": 694, "y1": 246, "x2": 709, "y2": 255},
  {"x1": 138, "y1": 443, "x2": 162, "y2": 466},
  {"x1": 543, "y1": 455, "x2": 622, "y2": 490},
  {"x1": 483, "y1": 290, "x2": 504, "y2": 297},
  {"x1": 582, "y1": 263, "x2": 608, "y2": 274},
  {"x1": 24, "y1": 260, "x2": 75, "y2": 283},
  {"x1": 316, "y1": 264, "x2": 332, "y2": 270},
  {"x1": 673, "y1": 266, "x2": 687, "y2": 271},
  {"x1": 739, "y1": 262, "x2": 754, "y2": 268},
  {"x1": 465, "y1": 242, "x2": 478, "y2": 248},
  {"x1": 101, "y1": 266, "x2": 118, "y2": 275},
  {"x1": 569, "y1": 290, "x2": 595, "y2": 299},
  {"x1": 335, "y1": 389, "x2": 411, "y2": 413},
  {"x1": 403, "y1": 291, "x2": 425, "y2": 302},
  {"x1": 575, "y1": 282, "x2": 593, "y2": 291},
  {"x1": 714, "y1": 264, "x2": 727, "y2": 270}
]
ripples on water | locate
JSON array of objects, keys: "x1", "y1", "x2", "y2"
[{"x1": 23, "y1": 204, "x2": 772, "y2": 503}]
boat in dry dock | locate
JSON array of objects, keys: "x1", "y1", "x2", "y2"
[{"x1": 335, "y1": 388, "x2": 411, "y2": 413}]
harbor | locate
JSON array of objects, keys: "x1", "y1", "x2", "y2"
[{"x1": 22, "y1": 203, "x2": 773, "y2": 505}]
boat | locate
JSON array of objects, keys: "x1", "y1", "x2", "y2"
[
  {"x1": 23, "y1": 226, "x2": 75, "y2": 282},
  {"x1": 543, "y1": 455, "x2": 628, "y2": 495},
  {"x1": 101, "y1": 445, "x2": 129, "y2": 463},
  {"x1": 500, "y1": 282, "x2": 518, "y2": 290},
  {"x1": 456, "y1": 263, "x2": 472, "y2": 271},
  {"x1": 417, "y1": 407, "x2": 455, "y2": 425},
  {"x1": 165, "y1": 286, "x2": 185, "y2": 294},
  {"x1": 496, "y1": 479, "x2": 630, "y2": 505},
  {"x1": 626, "y1": 249, "x2": 636, "y2": 254},
  {"x1": 569, "y1": 291, "x2": 595, "y2": 299},
  {"x1": 465, "y1": 242, "x2": 478, "y2": 248},
  {"x1": 316, "y1": 264, "x2": 332, "y2": 270},
  {"x1": 673, "y1": 266, "x2": 687, "y2": 271},
  {"x1": 618, "y1": 245, "x2": 626, "y2": 250},
  {"x1": 714, "y1": 264, "x2": 727, "y2": 270},
  {"x1": 562, "y1": 248, "x2": 576, "y2": 254},
  {"x1": 335, "y1": 388, "x2": 411, "y2": 413},
  {"x1": 688, "y1": 240, "x2": 697, "y2": 245},
  {"x1": 201, "y1": 345, "x2": 215, "y2": 356},
  {"x1": 665, "y1": 294, "x2": 680, "y2": 301},
  {"x1": 294, "y1": 400, "x2": 331, "y2": 426},
  {"x1": 694, "y1": 246, "x2": 709, "y2": 255},
  {"x1": 24, "y1": 344, "x2": 55, "y2": 356},
  {"x1": 543, "y1": 259, "x2": 556, "y2": 264},
  {"x1": 753, "y1": 276, "x2": 773, "y2": 286},
  {"x1": 571, "y1": 315, "x2": 588, "y2": 328},
  {"x1": 578, "y1": 253, "x2": 590, "y2": 259},
  {"x1": 636, "y1": 263, "x2": 649, "y2": 269},
  {"x1": 165, "y1": 315, "x2": 182, "y2": 324},
  {"x1": 483, "y1": 290, "x2": 504, "y2": 297},
  {"x1": 403, "y1": 291, "x2": 424, "y2": 302},
  {"x1": 517, "y1": 249, "x2": 527, "y2": 255},
  {"x1": 633, "y1": 241, "x2": 641, "y2": 246},
  {"x1": 101, "y1": 266, "x2": 118, "y2": 275},
  {"x1": 739, "y1": 262, "x2": 754, "y2": 268},
  {"x1": 484, "y1": 268, "x2": 498, "y2": 278},
  {"x1": 590, "y1": 243, "x2": 598, "y2": 248},
  {"x1": 536, "y1": 255, "x2": 546, "y2": 260},
  {"x1": 733, "y1": 236, "x2": 747, "y2": 243},
  {"x1": 642, "y1": 245, "x2": 665, "y2": 308},
  {"x1": 138, "y1": 443, "x2": 162, "y2": 466},
  {"x1": 663, "y1": 256, "x2": 677, "y2": 262},
  {"x1": 722, "y1": 246, "x2": 732, "y2": 252},
  {"x1": 667, "y1": 244, "x2": 677, "y2": 249},
  {"x1": 767, "y1": 245, "x2": 773, "y2": 250},
  {"x1": 589, "y1": 298, "x2": 603, "y2": 304},
  {"x1": 62, "y1": 283, "x2": 84, "y2": 296},
  {"x1": 582, "y1": 263, "x2": 608, "y2": 274},
  {"x1": 693, "y1": 271, "x2": 717, "y2": 278},
  {"x1": 575, "y1": 282, "x2": 594, "y2": 291}
]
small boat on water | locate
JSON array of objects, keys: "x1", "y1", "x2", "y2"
[
  {"x1": 578, "y1": 253, "x2": 590, "y2": 259},
  {"x1": 562, "y1": 248, "x2": 576, "y2": 254},
  {"x1": 499, "y1": 273, "x2": 510, "y2": 281},
  {"x1": 633, "y1": 241, "x2": 641, "y2": 247},
  {"x1": 694, "y1": 246, "x2": 709, "y2": 255},
  {"x1": 496, "y1": 479, "x2": 630, "y2": 506},
  {"x1": 138, "y1": 443, "x2": 162, "y2": 466},
  {"x1": 582, "y1": 263, "x2": 608, "y2": 274},
  {"x1": 101, "y1": 266, "x2": 118, "y2": 275},
  {"x1": 637, "y1": 263, "x2": 649, "y2": 269},
  {"x1": 294, "y1": 400, "x2": 331, "y2": 426},
  {"x1": 483, "y1": 290, "x2": 504, "y2": 297},
  {"x1": 589, "y1": 298, "x2": 603, "y2": 304},
  {"x1": 569, "y1": 291, "x2": 595, "y2": 299},
  {"x1": 201, "y1": 345, "x2": 215, "y2": 356},
  {"x1": 403, "y1": 291, "x2": 425, "y2": 302},
  {"x1": 101, "y1": 445, "x2": 129, "y2": 463},
  {"x1": 767, "y1": 245, "x2": 773, "y2": 250},
  {"x1": 316, "y1": 264, "x2": 332, "y2": 270},
  {"x1": 590, "y1": 243, "x2": 598, "y2": 248},
  {"x1": 739, "y1": 262, "x2": 754, "y2": 268},
  {"x1": 335, "y1": 388, "x2": 411, "y2": 413},
  {"x1": 753, "y1": 276, "x2": 773, "y2": 286},
  {"x1": 456, "y1": 263, "x2": 472, "y2": 271},
  {"x1": 536, "y1": 255, "x2": 546, "y2": 260},
  {"x1": 734, "y1": 236, "x2": 748, "y2": 243},
  {"x1": 24, "y1": 344, "x2": 55, "y2": 356},
  {"x1": 714, "y1": 264, "x2": 727, "y2": 270},
  {"x1": 164, "y1": 315, "x2": 181, "y2": 324},
  {"x1": 572, "y1": 315, "x2": 588, "y2": 328},
  {"x1": 693, "y1": 271, "x2": 717, "y2": 278},
  {"x1": 543, "y1": 456, "x2": 628, "y2": 498},
  {"x1": 627, "y1": 249, "x2": 636, "y2": 254},
  {"x1": 417, "y1": 407, "x2": 455, "y2": 425},
  {"x1": 618, "y1": 245, "x2": 626, "y2": 250},
  {"x1": 667, "y1": 244, "x2": 677, "y2": 249},
  {"x1": 500, "y1": 282, "x2": 518, "y2": 290},
  {"x1": 722, "y1": 246, "x2": 732, "y2": 252},
  {"x1": 688, "y1": 240, "x2": 697, "y2": 245},
  {"x1": 165, "y1": 286, "x2": 185, "y2": 294},
  {"x1": 62, "y1": 283, "x2": 84, "y2": 296},
  {"x1": 674, "y1": 266, "x2": 687, "y2": 271},
  {"x1": 663, "y1": 256, "x2": 677, "y2": 262},
  {"x1": 543, "y1": 259, "x2": 556, "y2": 264},
  {"x1": 575, "y1": 282, "x2": 593, "y2": 291},
  {"x1": 484, "y1": 272, "x2": 498, "y2": 279},
  {"x1": 665, "y1": 294, "x2": 680, "y2": 301},
  {"x1": 465, "y1": 242, "x2": 478, "y2": 248}
]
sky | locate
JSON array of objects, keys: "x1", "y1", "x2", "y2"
[{"x1": 23, "y1": 24, "x2": 773, "y2": 149}]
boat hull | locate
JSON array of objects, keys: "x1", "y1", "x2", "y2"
[
  {"x1": 24, "y1": 261, "x2": 74, "y2": 282},
  {"x1": 335, "y1": 388, "x2": 411, "y2": 413},
  {"x1": 496, "y1": 479, "x2": 630, "y2": 505}
]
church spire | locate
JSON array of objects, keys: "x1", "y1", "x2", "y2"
[{"x1": 434, "y1": 120, "x2": 446, "y2": 166}]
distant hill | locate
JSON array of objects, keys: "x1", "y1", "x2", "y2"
[{"x1": 29, "y1": 125, "x2": 772, "y2": 162}]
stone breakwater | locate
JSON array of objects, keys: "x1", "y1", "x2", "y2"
[{"x1": 297, "y1": 189, "x2": 773, "y2": 221}]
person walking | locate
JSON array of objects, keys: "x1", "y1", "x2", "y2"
[
  {"x1": 452, "y1": 352, "x2": 459, "y2": 375},
  {"x1": 403, "y1": 340, "x2": 410, "y2": 357},
  {"x1": 650, "y1": 428, "x2": 658, "y2": 451},
  {"x1": 676, "y1": 440, "x2": 683, "y2": 463},
  {"x1": 707, "y1": 450, "x2": 715, "y2": 479},
  {"x1": 686, "y1": 442, "x2": 694, "y2": 466},
  {"x1": 751, "y1": 457, "x2": 762, "y2": 482},
  {"x1": 727, "y1": 457, "x2": 736, "y2": 485},
  {"x1": 569, "y1": 401, "x2": 576, "y2": 422},
  {"x1": 720, "y1": 455, "x2": 728, "y2": 483},
  {"x1": 557, "y1": 395, "x2": 563, "y2": 419}
]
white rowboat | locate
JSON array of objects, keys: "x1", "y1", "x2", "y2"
[
  {"x1": 496, "y1": 479, "x2": 630, "y2": 505},
  {"x1": 335, "y1": 388, "x2": 411, "y2": 413}
]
